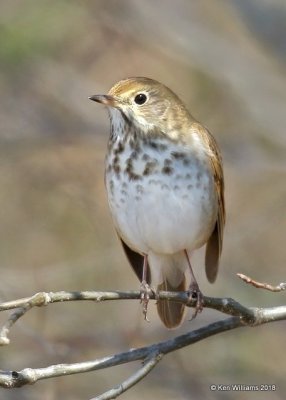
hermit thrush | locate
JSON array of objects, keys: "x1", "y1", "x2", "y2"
[{"x1": 89, "y1": 77, "x2": 225, "y2": 328}]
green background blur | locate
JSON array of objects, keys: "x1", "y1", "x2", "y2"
[{"x1": 0, "y1": 1, "x2": 286, "y2": 399}]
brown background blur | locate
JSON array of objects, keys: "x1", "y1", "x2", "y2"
[{"x1": 1, "y1": 1, "x2": 286, "y2": 399}]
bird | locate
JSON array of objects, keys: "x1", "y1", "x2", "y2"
[{"x1": 89, "y1": 77, "x2": 225, "y2": 329}]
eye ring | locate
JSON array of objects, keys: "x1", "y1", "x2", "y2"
[{"x1": 134, "y1": 93, "x2": 148, "y2": 105}]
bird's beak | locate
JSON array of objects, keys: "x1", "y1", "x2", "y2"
[{"x1": 89, "y1": 94, "x2": 119, "y2": 108}]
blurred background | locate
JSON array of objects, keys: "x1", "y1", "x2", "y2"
[{"x1": 0, "y1": 0, "x2": 286, "y2": 399}]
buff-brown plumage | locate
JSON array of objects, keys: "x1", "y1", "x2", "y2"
[{"x1": 90, "y1": 77, "x2": 225, "y2": 328}]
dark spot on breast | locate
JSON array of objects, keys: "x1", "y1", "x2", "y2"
[
  {"x1": 187, "y1": 184, "x2": 193, "y2": 189},
  {"x1": 149, "y1": 179, "x2": 161, "y2": 185},
  {"x1": 130, "y1": 150, "x2": 139, "y2": 159},
  {"x1": 164, "y1": 158, "x2": 172, "y2": 166},
  {"x1": 158, "y1": 143, "x2": 167, "y2": 151},
  {"x1": 114, "y1": 142, "x2": 125, "y2": 154},
  {"x1": 113, "y1": 164, "x2": 121, "y2": 175},
  {"x1": 109, "y1": 180, "x2": 114, "y2": 195},
  {"x1": 171, "y1": 151, "x2": 191, "y2": 166},
  {"x1": 125, "y1": 157, "x2": 133, "y2": 170},
  {"x1": 136, "y1": 184, "x2": 144, "y2": 194},
  {"x1": 129, "y1": 139, "x2": 135, "y2": 148},
  {"x1": 142, "y1": 153, "x2": 151, "y2": 161},
  {"x1": 143, "y1": 167, "x2": 151, "y2": 176},
  {"x1": 143, "y1": 160, "x2": 158, "y2": 176},
  {"x1": 162, "y1": 166, "x2": 174, "y2": 175},
  {"x1": 113, "y1": 155, "x2": 119, "y2": 164},
  {"x1": 145, "y1": 140, "x2": 167, "y2": 152},
  {"x1": 129, "y1": 138, "x2": 141, "y2": 152},
  {"x1": 196, "y1": 172, "x2": 202, "y2": 180},
  {"x1": 150, "y1": 141, "x2": 159, "y2": 150},
  {"x1": 112, "y1": 155, "x2": 121, "y2": 176},
  {"x1": 171, "y1": 151, "x2": 185, "y2": 159},
  {"x1": 130, "y1": 173, "x2": 142, "y2": 181},
  {"x1": 185, "y1": 173, "x2": 192, "y2": 179},
  {"x1": 161, "y1": 184, "x2": 169, "y2": 190},
  {"x1": 125, "y1": 157, "x2": 142, "y2": 181}
]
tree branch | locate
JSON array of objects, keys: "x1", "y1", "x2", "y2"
[
  {"x1": 0, "y1": 289, "x2": 257, "y2": 343},
  {"x1": 91, "y1": 352, "x2": 163, "y2": 400},
  {"x1": 0, "y1": 288, "x2": 285, "y2": 397},
  {"x1": 0, "y1": 316, "x2": 242, "y2": 389},
  {"x1": 237, "y1": 273, "x2": 286, "y2": 292}
]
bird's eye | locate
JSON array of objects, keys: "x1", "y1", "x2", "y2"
[{"x1": 134, "y1": 93, "x2": 147, "y2": 105}]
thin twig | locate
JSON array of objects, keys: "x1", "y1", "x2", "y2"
[
  {"x1": 0, "y1": 292, "x2": 51, "y2": 345},
  {"x1": 91, "y1": 353, "x2": 163, "y2": 400},
  {"x1": 237, "y1": 273, "x2": 286, "y2": 292},
  {"x1": 0, "y1": 305, "x2": 31, "y2": 345}
]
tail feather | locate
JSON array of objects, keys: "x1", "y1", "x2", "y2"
[{"x1": 157, "y1": 275, "x2": 186, "y2": 329}]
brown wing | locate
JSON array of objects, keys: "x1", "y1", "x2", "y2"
[
  {"x1": 120, "y1": 238, "x2": 151, "y2": 284},
  {"x1": 193, "y1": 123, "x2": 225, "y2": 283}
]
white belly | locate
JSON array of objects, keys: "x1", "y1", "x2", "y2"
[{"x1": 105, "y1": 139, "x2": 217, "y2": 255}]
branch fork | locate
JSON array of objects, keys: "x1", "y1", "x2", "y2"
[{"x1": 0, "y1": 273, "x2": 285, "y2": 399}]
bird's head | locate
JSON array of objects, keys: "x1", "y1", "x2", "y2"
[{"x1": 89, "y1": 77, "x2": 193, "y2": 138}]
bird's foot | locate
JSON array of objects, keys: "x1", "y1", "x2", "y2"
[
  {"x1": 188, "y1": 281, "x2": 204, "y2": 320},
  {"x1": 140, "y1": 280, "x2": 153, "y2": 322}
]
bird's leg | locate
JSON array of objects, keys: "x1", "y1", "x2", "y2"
[
  {"x1": 140, "y1": 254, "x2": 152, "y2": 322},
  {"x1": 184, "y1": 250, "x2": 204, "y2": 318}
]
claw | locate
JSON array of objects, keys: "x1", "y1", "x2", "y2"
[
  {"x1": 140, "y1": 280, "x2": 152, "y2": 322},
  {"x1": 184, "y1": 250, "x2": 204, "y2": 320},
  {"x1": 188, "y1": 282, "x2": 204, "y2": 320}
]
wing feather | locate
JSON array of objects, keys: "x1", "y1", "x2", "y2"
[
  {"x1": 120, "y1": 238, "x2": 151, "y2": 284},
  {"x1": 192, "y1": 123, "x2": 225, "y2": 282}
]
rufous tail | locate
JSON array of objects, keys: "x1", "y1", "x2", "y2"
[{"x1": 157, "y1": 274, "x2": 186, "y2": 329}]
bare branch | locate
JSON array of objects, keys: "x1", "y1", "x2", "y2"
[
  {"x1": 0, "y1": 292, "x2": 51, "y2": 345},
  {"x1": 0, "y1": 303, "x2": 286, "y2": 389},
  {"x1": 90, "y1": 353, "x2": 163, "y2": 400},
  {"x1": 237, "y1": 273, "x2": 286, "y2": 292},
  {"x1": 0, "y1": 316, "x2": 242, "y2": 388},
  {"x1": 0, "y1": 288, "x2": 286, "y2": 398},
  {"x1": 0, "y1": 305, "x2": 30, "y2": 345},
  {"x1": 1, "y1": 289, "x2": 286, "y2": 346}
]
